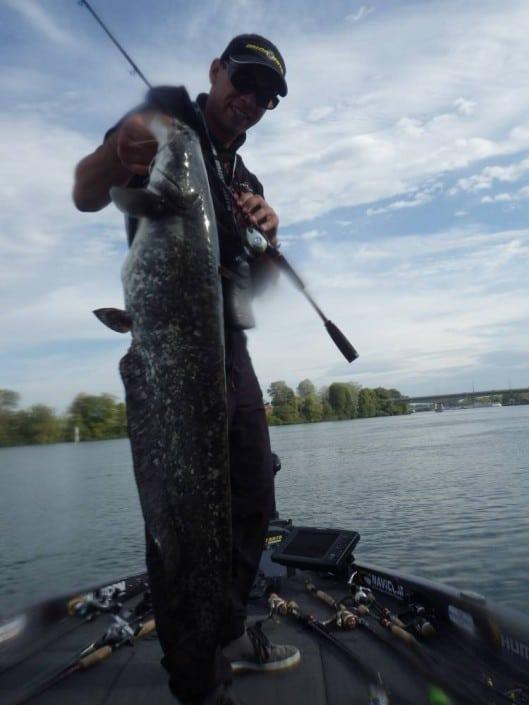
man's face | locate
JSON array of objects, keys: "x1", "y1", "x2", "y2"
[{"x1": 207, "y1": 59, "x2": 276, "y2": 138}]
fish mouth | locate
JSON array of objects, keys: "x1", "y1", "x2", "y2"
[
  {"x1": 155, "y1": 168, "x2": 182, "y2": 190},
  {"x1": 150, "y1": 168, "x2": 200, "y2": 209}
]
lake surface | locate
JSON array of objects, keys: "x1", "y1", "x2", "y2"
[{"x1": 1, "y1": 406, "x2": 528, "y2": 617}]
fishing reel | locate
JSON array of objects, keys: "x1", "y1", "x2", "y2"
[
  {"x1": 405, "y1": 604, "x2": 435, "y2": 638},
  {"x1": 102, "y1": 615, "x2": 136, "y2": 646},
  {"x1": 245, "y1": 228, "x2": 269, "y2": 256},
  {"x1": 227, "y1": 183, "x2": 270, "y2": 258},
  {"x1": 72, "y1": 590, "x2": 124, "y2": 620},
  {"x1": 354, "y1": 587, "x2": 375, "y2": 606}
]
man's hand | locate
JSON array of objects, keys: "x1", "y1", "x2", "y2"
[
  {"x1": 73, "y1": 111, "x2": 160, "y2": 212},
  {"x1": 116, "y1": 113, "x2": 159, "y2": 176},
  {"x1": 234, "y1": 192, "x2": 279, "y2": 246}
]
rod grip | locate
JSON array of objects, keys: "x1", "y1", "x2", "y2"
[
  {"x1": 135, "y1": 619, "x2": 156, "y2": 639},
  {"x1": 306, "y1": 583, "x2": 337, "y2": 609},
  {"x1": 325, "y1": 321, "x2": 358, "y2": 362},
  {"x1": 390, "y1": 624, "x2": 417, "y2": 646},
  {"x1": 79, "y1": 645, "x2": 112, "y2": 669}
]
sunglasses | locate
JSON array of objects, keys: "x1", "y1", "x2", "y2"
[{"x1": 222, "y1": 60, "x2": 280, "y2": 110}]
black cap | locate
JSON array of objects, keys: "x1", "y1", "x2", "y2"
[{"x1": 220, "y1": 34, "x2": 287, "y2": 97}]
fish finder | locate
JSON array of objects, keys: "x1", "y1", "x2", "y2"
[{"x1": 271, "y1": 526, "x2": 360, "y2": 574}]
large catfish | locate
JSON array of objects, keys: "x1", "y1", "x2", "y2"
[{"x1": 95, "y1": 117, "x2": 231, "y2": 689}]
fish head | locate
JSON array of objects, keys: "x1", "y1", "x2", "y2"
[
  {"x1": 111, "y1": 117, "x2": 202, "y2": 220},
  {"x1": 147, "y1": 117, "x2": 203, "y2": 208}
]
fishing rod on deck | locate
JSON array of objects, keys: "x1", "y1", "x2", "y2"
[
  {"x1": 78, "y1": 0, "x2": 359, "y2": 364},
  {"x1": 307, "y1": 580, "x2": 511, "y2": 705},
  {"x1": 13, "y1": 599, "x2": 155, "y2": 705}
]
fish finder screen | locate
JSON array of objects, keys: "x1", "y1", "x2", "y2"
[{"x1": 281, "y1": 530, "x2": 337, "y2": 558}]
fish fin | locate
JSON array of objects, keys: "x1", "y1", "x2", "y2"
[
  {"x1": 110, "y1": 187, "x2": 169, "y2": 218},
  {"x1": 93, "y1": 307, "x2": 132, "y2": 333}
]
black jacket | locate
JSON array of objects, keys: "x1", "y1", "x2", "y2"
[{"x1": 105, "y1": 86, "x2": 273, "y2": 327}]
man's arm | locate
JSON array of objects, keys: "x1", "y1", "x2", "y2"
[{"x1": 72, "y1": 113, "x2": 158, "y2": 212}]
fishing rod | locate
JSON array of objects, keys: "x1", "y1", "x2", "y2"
[
  {"x1": 349, "y1": 584, "x2": 527, "y2": 703},
  {"x1": 246, "y1": 228, "x2": 358, "y2": 362},
  {"x1": 78, "y1": 1, "x2": 152, "y2": 88},
  {"x1": 13, "y1": 603, "x2": 155, "y2": 705},
  {"x1": 78, "y1": 1, "x2": 359, "y2": 364},
  {"x1": 307, "y1": 581, "x2": 509, "y2": 705},
  {"x1": 268, "y1": 592, "x2": 391, "y2": 705},
  {"x1": 349, "y1": 584, "x2": 415, "y2": 633}
]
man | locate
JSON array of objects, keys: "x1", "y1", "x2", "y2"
[{"x1": 73, "y1": 34, "x2": 299, "y2": 704}]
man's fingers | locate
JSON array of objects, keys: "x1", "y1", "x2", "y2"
[
  {"x1": 125, "y1": 163, "x2": 150, "y2": 175},
  {"x1": 236, "y1": 191, "x2": 256, "y2": 205},
  {"x1": 234, "y1": 192, "x2": 279, "y2": 237},
  {"x1": 116, "y1": 114, "x2": 158, "y2": 173},
  {"x1": 129, "y1": 138, "x2": 158, "y2": 147},
  {"x1": 252, "y1": 207, "x2": 279, "y2": 231},
  {"x1": 237, "y1": 192, "x2": 263, "y2": 213},
  {"x1": 120, "y1": 145, "x2": 155, "y2": 163},
  {"x1": 250, "y1": 206, "x2": 272, "y2": 224},
  {"x1": 118, "y1": 140, "x2": 157, "y2": 173},
  {"x1": 259, "y1": 219, "x2": 277, "y2": 234}
]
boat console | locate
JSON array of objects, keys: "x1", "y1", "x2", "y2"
[{"x1": 271, "y1": 525, "x2": 360, "y2": 575}]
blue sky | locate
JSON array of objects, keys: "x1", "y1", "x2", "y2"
[{"x1": 2, "y1": 0, "x2": 529, "y2": 411}]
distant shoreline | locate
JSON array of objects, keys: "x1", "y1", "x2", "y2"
[{"x1": 2, "y1": 383, "x2": 527, "y2": 448}]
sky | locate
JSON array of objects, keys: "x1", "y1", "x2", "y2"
[{"x1": 2, "y1": 0, "x2": 529, "y2": 412}]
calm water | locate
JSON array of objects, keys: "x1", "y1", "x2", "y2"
[{"x1": 1, "y1": 406, "x2": 528, "y2": 617}]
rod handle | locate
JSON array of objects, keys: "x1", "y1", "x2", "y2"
[
  {"x1": 389, "y1": 623, "x2": 417, "y2": 646},
  {"x1": 306, "y1": 582, "x2": 337, "y2": 609},
  {"x1": 135, "y1": 619, "x2": 156, "y2": 639},
  {"x1": 79, "y1": 645, "x2": 112, "y2": 669},
  {"x1": 325, "y1": 321, "x2": 358, "y2": 363}
]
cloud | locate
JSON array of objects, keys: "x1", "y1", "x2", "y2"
[
  {"x1": 454, "y1": 97, "x2": 476, "y2": 116},
  {"x1": 4, "y1": 0, "x2": 529, "y2": 408},
  {"x1": 307, "y1": 106, "x2": 334, "y2": 122},
  {"x1": 244, "y1": 0, "x2": 529, "y2": 224},
  {"x1": 280, "y1": 229, "x2": 321, "y2": 242},
  {"x1": 454, "y1": 157, "x2": 529, "y2": 194},
  {"x1": 4, "y1": 0, "x2": 73, "y2": 47},
  {"x1": 481, "y1": 185, "x2": 529, "y2": 204},
  {"x1": 249, "y1": 224, "x2": 529, "y2": 397},
  {"x1": 345, "y1": 5, "x2": 375, "y2": 23},
  {"x1": 366, "y1": 190, "x2": 434, "y2": 216}
]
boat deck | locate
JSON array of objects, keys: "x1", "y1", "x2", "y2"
[{"x1": 4, "y1": 567, "x2": 526, "y2": 705}]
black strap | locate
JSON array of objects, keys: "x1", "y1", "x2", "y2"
[{"x1": 192, "y1": 101, "x2": 239, "y2": 214}]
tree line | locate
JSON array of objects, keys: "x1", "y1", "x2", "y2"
[
  {"x1": 0, "y1": 382, "x2": 406, "y2": 447},
  {"x1": 4, "y1": 384, "x2": 527, "y2": 446},
  {"x1": 267, "y1": 379, "x2": 408, "y2": 425},
  {"x1": 0, "y1": 390, "x2": 127, "y2": 447}
]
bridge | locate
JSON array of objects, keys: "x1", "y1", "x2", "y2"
[{"x1": 398, "y1": 387, "x2": 529, "y2": 404}]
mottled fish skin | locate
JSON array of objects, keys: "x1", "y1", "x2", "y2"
[{"x1": 113, "y1": 118, "x2": 231, "y2": 682}]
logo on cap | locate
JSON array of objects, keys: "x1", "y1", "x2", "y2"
[{"x1": 245, "y1": 43, "x2": 284, "y2": 75}]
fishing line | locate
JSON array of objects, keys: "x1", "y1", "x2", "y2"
[{"x1": 78, "y1": 0, "x2": 152, "y2": 88}]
